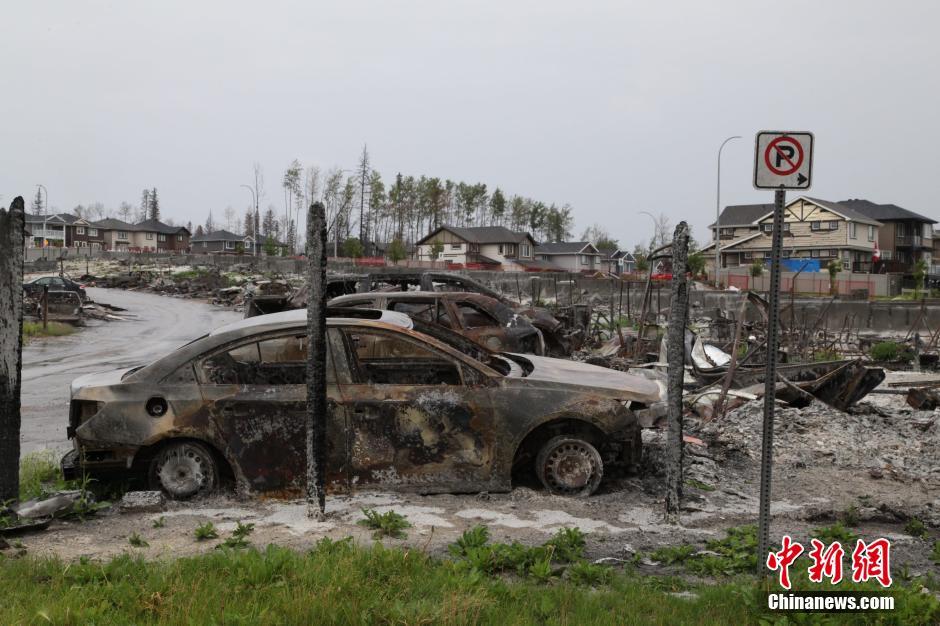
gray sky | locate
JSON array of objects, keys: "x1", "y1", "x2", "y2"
[{"x1": 3, "y1": 0, "x2": 938, "y2": 249}]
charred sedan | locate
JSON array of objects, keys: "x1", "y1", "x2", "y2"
[
  {"x1": 329, "y1": 291, "x2": 545, "y2": 354},
  {"x1": 63, "y1": 309, "x2": 659, "y2": 499}
]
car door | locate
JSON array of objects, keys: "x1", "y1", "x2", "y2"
[
  {"x1": 387, "y1": 298, "x2": 457, "y2": 330},
  {"x1": 196, "y1": 331, "x2": 348, "y2": 495},
  {"x1": 334, "y1": 324, "x2": 499, "y2": 493}
]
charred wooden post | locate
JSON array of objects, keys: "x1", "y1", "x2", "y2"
[
  {"x1": 42, "y1": 285, "x2": 49, "y2": 329},
  {"x1": 0, "y1": 197, "x2": 26, "y2": 501},
  {"x1": 664, "y1": 222, "x2": 690, "y2": 521},
  {"x1": 306, "y1": 202, "x2": 328, "y2": 518}
]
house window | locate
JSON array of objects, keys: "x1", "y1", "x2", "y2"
[
  {"x1": 146, "y1": 232, "x2": 154, "y2": 240},
  {"x1": 811, "y1": 221, "x2": 838, "y2": 231},
  {"x1": 226, "y1": 241, "x2": 235, "y2": 249},
  {"x1": 521, "y1": 244, "x2": 530, "y2": 257},
  {"x1": 925, "y1": 224, "x2": 933, "y2": 239},
  {"x1": 742, "y1": 252, "x2": 753, "y2": 260},
  {"x1": 177, "y1": 234, "x2": 183, "y2": 241},
  {"x1": 76, "y1": 226, "x2": 85, "y2": 235},
  {"x1": 868, "y1": 225, "x2": 875, "y2": 242},
  {"x1": 450, "y1": 243, "x2": 462, "y2": 250},
  {"x1": 89, "y1": 228, "x2": 98, "y2": 237},
  {"x1": 117, "y1": 231, "x2": 128, "y2": 240},
  {"x1": 719, "y1": 227, "x2": 735, "y2": 238},
  {"x1": 498, "y1": 244, "x2": 504, "y2": 254},
  {"x1": 761, "y1": 223, "x2": 790, "y2": 233},
  {"x1": 158, "y1": 233, "x2": 167, "y2": 242},
  {"x1": 881, "y1": 250, "x2": 892, "y2": 260},
  {"x1": 581, "y1": 254, "x2": 589, "y2": 265},
  {"x1": 202, "y1": 241, "x2": 207, "y2": 248},
  {"x1": 849, "y1": 223, "x2": 857, "y2": 239}
]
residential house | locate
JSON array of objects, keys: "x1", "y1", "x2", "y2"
[
  {"x1": 703, "y1": 197, "x2": 882, "y2": 271},
  {"x1": 190, "y1": 230, "x2": 284, "y2": 255},
  {"x1": 837, "y1": 199, "x2": 935, "y2": 273},
  {"x1": 133, "y1": 219, "x2": 191, "y2": 253},
  {"x1": 415, "y1": 226, "x2": 537, "y2": 269},
  {"x1": 69, "y1": 217, "x2": 106, "y2": 250},
  {"x1": 599, "y1": 249, "x2": 636, "y2": 275},
  {"x1": 25, "y1": 213, "x2": 68, "y2": 248},
  {"x1": 94, "y1": 218, "x2": 137, "y2": 252},
  {"x1": 534, "y1": 241, "x2": 603, "y2": 273}
]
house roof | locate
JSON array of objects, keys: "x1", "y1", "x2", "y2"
[
  {"x1": 710, "y1": 203, "x2": 775, "y2": 228},
  {"x1": 93, "y1": 218, "x2": 137, "y2": 231},
  {"x1": 191, "y1": 229, "x2": 251, "y2": 242},
  {"x1": 417, "y1": 225, "x2": 534, "y2": 246},
  {"x1": 535, "y1": 241, "x2": 600, "y2": 255},
  {"x1": 136, "y1": 219, "x2": 190, "y2": 235},
  {"x1": 837, "y1": 199, "x2": 936, "y2": 224},
  {"x1": 799, "y1": 197, "x2": 882, "y2": 226}
]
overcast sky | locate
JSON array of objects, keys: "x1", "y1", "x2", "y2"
[{"x1": 3, "y1": 0, "x2": 938, "y2": 248}]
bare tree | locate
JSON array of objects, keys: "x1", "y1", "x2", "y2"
[{"x1": 223, "y1": 206, "x2": 237, "y2": 232}]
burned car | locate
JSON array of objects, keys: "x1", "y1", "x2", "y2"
[
  {"x1": 329, "y1": 291, "x2": 545, "y2": 354},
  {"x1": 63, "y1": 308, "x2": 659, "y2": 499}
]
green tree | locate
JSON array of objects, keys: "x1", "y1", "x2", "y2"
[
  {"x1": 149, "y1": 187, "x2": 160, "y2": 221},
  {"x1": 388, "y1": 239, "x2": 407, "y2": 263},
  {"x1": 687, "y1": 251, "x2": 706, "y2": 277},
  {"x1": 31, "y1": 188, "x2": 43, "y2": 214},
  {"x1": 264, "y1": 236, "x2": 277, "y2": 256},
  {"x1": 489, "y1": 188, "x2": 507, "y2": 226},
  {"x1": 750, "y1": 260, "x2": 764, "y2": 278},
  {"x1": 343, "y1": 237, "x2": 364, "y2": 258},
  {"x1": 827, "y1": 259, "x2": 843, "y2": 295},
  {"x1": 429, "y1": 240, "x2": 444, "y2": 260}
]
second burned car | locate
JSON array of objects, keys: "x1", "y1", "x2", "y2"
[
  {"x1": 329, "y1": 291, "x2": 545, "y2": 354},
  {"x1": 64, "y1": 309, "x2": 661, "y2": 500}
]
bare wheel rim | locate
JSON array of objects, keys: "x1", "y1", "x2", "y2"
[
  {"x1": 156, "y1": 444, "x2": 212, "y2": 498},
  {"x1": 541, "y1": 440, "x2": 602, "y2": 495}
]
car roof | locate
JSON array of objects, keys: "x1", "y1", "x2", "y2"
[{"x1": 209, "y1": 308, "x2": 413, "y2": 337}]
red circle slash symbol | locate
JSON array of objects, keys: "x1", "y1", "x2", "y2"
[{"x1": 764, "y1": 136, "x2": 804, "y2": 176}]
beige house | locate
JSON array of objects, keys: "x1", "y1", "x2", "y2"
[
  {"x1": 415, "y1": 226, "x2": 537, "y2": 268},
  {"x1": 704, "y1": 197, "x2": 882, "y2": 271}
]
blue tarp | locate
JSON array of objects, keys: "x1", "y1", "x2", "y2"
[{"x1": 781, "y1": 258, "x2": 821, "y2": 273}]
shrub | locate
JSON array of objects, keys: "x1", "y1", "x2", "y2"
[
  {"x1": 195, "y1": 522, "x2": 219, "y2": 541},
  {"x1": 358, "y1": 508, "x2": 410, "y2": 539}
]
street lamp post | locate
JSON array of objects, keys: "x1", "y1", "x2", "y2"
[
  {"x1": 241, "y1": 184, "x2": 258, "y2": 256},
  {"x1": 715, "y1": 136, "x2": 741, "y2": 287},
  {"x1": 638, "y1": 210, "x2": 657, "y2": 271}
]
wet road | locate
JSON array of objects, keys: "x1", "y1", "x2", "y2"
[{"x1": 20, "y1": 288, "x2": 241, "y2": 457}]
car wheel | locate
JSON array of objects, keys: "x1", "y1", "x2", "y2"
[
  {"x1": 535, "y1": 435, "x2": 604, "y2": 497},
  {"x1": 148, "y1": 441, "x2": 218, "y2": 500}
]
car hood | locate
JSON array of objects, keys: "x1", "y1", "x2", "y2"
[
  {"x1": 509, "y1": 354, "x2": 663, "y2": 403},
  {"x1": 70, "y1": 367, "x2": 139, "y2": 395}
]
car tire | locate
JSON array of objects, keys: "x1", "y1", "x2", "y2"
[
  {"x1": 535, "y1": 435, "x2": 604, "y2": 497},
  {"x1": 148, "y1": 441, "x2": 218, "y2": 500}
]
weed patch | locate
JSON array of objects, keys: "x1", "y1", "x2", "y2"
[
  {"x1": 22, "y1": 321, "x2": 75, "y2": 344},
  {"x1": 905, "y1": 518, "x2": 928, "y2": 539},
  {"x1": 813, "y1": 522, "x2": 858, "y2": 545},
  {"x1": 194, "y1": 522, "x2": 219, "y2": 541},
  {"x1": 357, "y1": 508, "x2": 410, "y2": 539}
]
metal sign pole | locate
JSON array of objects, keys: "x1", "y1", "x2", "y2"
[{"x1": 757, "y1": 188, "x2": 786, "y2": 572}]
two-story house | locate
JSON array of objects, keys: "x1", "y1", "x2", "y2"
[
  {"x1": 134, "y1": 219, "x2": 191, "y2": 252},
  {"x1": 704, "y1": 197, "x2": 882, "y2": 271},
  {"x1": 600, "y1": 249, "x2": 636, "y2": 275},
  {"x1": 837, "y1": 199, "x2": 935, "y2": 273},
  {"x1": 415, "y1": 226, "x2": 537, "y2": 269},
  {"x1": 25, "y1": 213, "x2": 69, "y2": 248},
  {"x1": 534, "y1": 241, "x2": 604, "y2": 272}
]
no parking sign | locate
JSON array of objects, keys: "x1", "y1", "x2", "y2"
[{"x1": 753, "y1": 131, "x2": 814, "y2": 189}]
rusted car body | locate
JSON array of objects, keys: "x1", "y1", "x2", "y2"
[
  {"x1": 62, "y1": 309, "x2": 659, "y2": 499},
  {"x1": 329, "y1": 291, "x2": 545, "y2": 355}
]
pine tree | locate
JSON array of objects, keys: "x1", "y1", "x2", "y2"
[
  {"x1": 31, "y1": 188, "x2": 44, "y2": 214},
  {"x1": 205, "y1": 210, "x2": 215, "y2": 233},
  {"x1": 139, "y1": 189, "x2": 150, "y2": 222},
  {"x1": 149, "y1": 188, "x2": 160, "y2": 221}
]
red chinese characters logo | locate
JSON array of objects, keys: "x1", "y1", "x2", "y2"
[
  {"x1": 807, "y1": 539, "x2": 844, "y2": 584},
  {"x1": 767, "y1": 537, "x2": 892, "y2": 589},
  {"x1": 766, "y1": 535, "x2": 804, "y2": 589},
  {"x1": 851, "y1": 538, "x2": 892, "y2": 588}
]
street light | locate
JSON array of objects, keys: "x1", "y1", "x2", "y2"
[
  {"x1": 241, "y1": 184, "x2": 258, "y2": 256},
  {"x1": 715, "y1": 136, "x2": 742, "y2": 287}
]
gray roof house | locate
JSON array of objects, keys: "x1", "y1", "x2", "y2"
[{"x1": 535, "y1": 241, "x2": 603, "y2": 272}]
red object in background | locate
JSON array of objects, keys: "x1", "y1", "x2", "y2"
[
  {"x1": 872, "y1": 241, "x2": 880, "y2": 263},
  {"x1": 650, "y1": 273, "x2": 673, "y2": 281}
]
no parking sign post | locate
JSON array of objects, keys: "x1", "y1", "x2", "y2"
[{"x1": 753, "y1": 131, "x2": 814, "y2": 573}]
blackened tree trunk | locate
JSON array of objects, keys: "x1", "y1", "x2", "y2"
[
  {"x1": 664, "y1": 221, "x2": 690, "y2": 521},
  {"x1": 305, "y1": 202, "x2": 328, "y2": 517},
  {"x1": 0, "y1": 197, "x2": 26, "y2": 501}
]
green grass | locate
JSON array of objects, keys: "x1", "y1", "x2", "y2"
[
  {"x1": 813, "y1": 522, "x2": 858, "y2": 545},
  {"x1": 22, "y1": 321, "x2": 75, "y2": 343},
  {"x1": 194, "y1": 522, "x2": 219, "y2": 541},
  {"x1": 0, "y1": 541, "x2": 936, "y2": 625},
  {"x1": 904, "y1": 518, "x2": 928, "y2": 539},
  {"x1": 18, "y1": 450, "x2": 70, "y2": 501}
]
